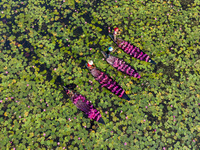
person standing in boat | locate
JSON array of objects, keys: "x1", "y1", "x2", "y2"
[{"x1": 113, "y1": 27, "x2": 120, "y2": 41}]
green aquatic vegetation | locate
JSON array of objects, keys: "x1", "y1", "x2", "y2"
[{"x1": 0, "y1": 0, "x2": 200, "y2": 149}]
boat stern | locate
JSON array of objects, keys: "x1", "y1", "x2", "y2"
[{"x1": 101, "y1": 51, "x2": 108, "y2": 58}]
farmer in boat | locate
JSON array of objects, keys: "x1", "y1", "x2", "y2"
[
  {"x1": 87, "y1": 60, "x2": 95, "y2": 70},
  {"x1": 113, "y1": 27, "x2": 120, "y2": 41},
  {"x1": 107, "y1": 46, "x2": 118, "y2": 56}
]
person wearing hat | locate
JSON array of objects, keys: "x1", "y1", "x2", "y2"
[
  {"x1": 87, "y1": 60, "x2": 96, "y2": 70},
  {"x1": 113, "y1": 27, "x2": 120, "y2": 41}
]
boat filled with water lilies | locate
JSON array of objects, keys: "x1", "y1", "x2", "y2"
[
  {"x1": 109, "y1": 34, "x2": 156, "y2": 64},
  {"x1": 63, "y1": 86, "x2": 105, "y2": 124},
  {"x1": 86, "y1": 60, "x2": 130, "y2": 101}
]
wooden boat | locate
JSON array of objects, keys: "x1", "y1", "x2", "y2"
[
  {"x1": 101, "y1": 51, "x2": 141, "y2": 79},
  {"x1": 109, "y1": 34, "x2": 156, "y2": 64},
  {"x1": 86, "y1": 62, "x2": 130, "y2": 101},
  {"x1": 64, "y1": 86, "x2": 105, "y2": 124}
]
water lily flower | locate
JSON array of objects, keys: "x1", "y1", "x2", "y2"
[
  {"x1": 6, "y1": 71, "x2": 8, "y2": 74},
  {"x1": 74, "y1": 117, "x2": 76, "y2": 119},
  {"x1": 78, "y1": 137, "x2": 80, "y2": 140},
  {"x1": 171, "y1": 105, "x2": 173, "y2": 107},
  {"x1": 105, "y1": 111, "x2": 108, "y2": 114},
  {"x1": 154, "y1": 129, "x2": 156, "y2": 132},
  {"x1": 68, "y1": 118, "x2": 71, "y2": 121},
  {"x1": 124, "y1": 142, "x2": 127, "y2": 145},
  {"x1": 0, "y1": 100, "x2": 2, "y2": 103},
  {"x1": 57, "y1": 142, "x2": 60, "y2": 145},
  {"x1": 145, "y1": 106, "x2": 148, "y2": 108},
  {"x1": 19, "y1": 116, "x2": 21, "y2": 118},
  {"x1": 43, "y1": 109, "x2": 46, "y2": 111},
  {"x1": 54, "y1": 68, "x2": 56, "y2": 71},
  {"x1": 163, "y1": 147, "x2": 166, "y2": 150},
  {"x1": 27, "y1": 84, "x2": 29, "y2": 86},
  {"x1": 144, "y1": 119, "x2": 146, "y2": 122},
  {"x1": 43, "y1": 133, "x2": 46, "y2": 136}
]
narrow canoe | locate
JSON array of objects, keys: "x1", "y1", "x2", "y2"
[
  {"x1": 64, "y1": 86, "x2": 105, "y2": 124},
  {"x1": 101, "y1": 51, "x2": 141, "y2": 79},
  {"x1": 86, "y1": 64, "x2": 130, "y2": 101},
  {"x1": 109, "y1": 34, "x2": 156, "y2": 64}
]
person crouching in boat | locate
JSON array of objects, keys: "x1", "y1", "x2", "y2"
[
  {"x1": 113, "y1": 27, "x2": 120, "y2": 41},
  {"x1": 86, "y1": 60, "x2": 102, "y2": 77},
  {"x1": 87, "y1": 60, "x2": 96, "y2": 70},
  {"x1": 107, "y1": 46, "x2": 117, "y2": 56}
]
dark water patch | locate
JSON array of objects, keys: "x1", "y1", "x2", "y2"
[
  {"x1": 179, "y1": 0, "x2": 195, "y2": 10},
  {"x1": 73, "y1": 27, "x2": 83, "y2": 38},
  {"x1": 144, "y1": 112, "x2": 158, "y2": 126},
  {"x1": 156, "y1": 62, "x2": 179, "y2": 81},
  {"x1": 39, "y1": 23, "x2": 48, "y2": 36}
]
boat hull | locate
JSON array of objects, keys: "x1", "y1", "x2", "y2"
[{"x1": 109, "y1": 34, "x2": 156, "y2": 64}]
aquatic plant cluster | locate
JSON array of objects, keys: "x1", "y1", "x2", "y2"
[{"x1": 0, "y1": 0, "x2": 200, "y2": 149}]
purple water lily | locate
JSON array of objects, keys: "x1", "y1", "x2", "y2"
[{"x1": 64, "y1": 86, "x2": 105, "y2": 124}]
